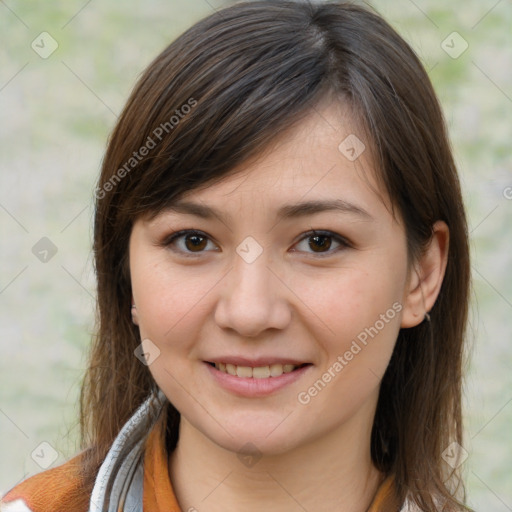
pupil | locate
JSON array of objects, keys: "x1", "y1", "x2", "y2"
[
  {"x1": 186, "y1": 234, "x2": 207, "y2": 251},
  {"x1": 309, "y1": 235, "x2": 331, "y2": 252}
]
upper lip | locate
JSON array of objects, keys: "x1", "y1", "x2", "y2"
[{"x1": 205, "y1": 356, "x2": 311, "y2": 367}]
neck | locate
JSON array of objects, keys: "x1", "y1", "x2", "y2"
[{"x1": 168, "y1": 411, "x2": 384, "y2": 512}]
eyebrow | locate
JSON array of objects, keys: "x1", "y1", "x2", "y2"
[{"x1": 164, "y1": 199, "x2": 374, "y2": 223}]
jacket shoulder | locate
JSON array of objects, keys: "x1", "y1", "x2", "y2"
[{"x1": 1, "y1": 453, "x2": 90, "y2": 512}]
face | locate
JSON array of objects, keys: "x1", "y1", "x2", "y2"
[{"x1": 129, "y1": 103, "x2": 411, "y2": 457}]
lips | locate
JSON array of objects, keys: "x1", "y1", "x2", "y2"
[{"x1": 204, "y1": 360, "x2": 313, "y2": 397}]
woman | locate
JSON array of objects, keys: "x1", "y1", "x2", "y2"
[{"x1": 1, "y1": 1, "x2": 471, "y2": 511}]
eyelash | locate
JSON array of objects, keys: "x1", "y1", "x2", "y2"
[{"x1": 161, "y1": 229, "x2": 351, "y2": 258}]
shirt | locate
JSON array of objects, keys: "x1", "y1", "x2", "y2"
[{"x1": 1, "y1": 391, "x2": 402, "y2": 512}]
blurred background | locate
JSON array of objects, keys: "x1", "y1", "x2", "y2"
[{"x1": 0, "y1": 0, "x2": 510, "y2": 509}]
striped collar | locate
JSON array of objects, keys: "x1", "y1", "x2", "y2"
[
  {"x1": 91, "y1": 390, "x2": 403, "y2": 511},
  {"x1": 1, "y1": 390, "x2": 406, "y2": 512}
]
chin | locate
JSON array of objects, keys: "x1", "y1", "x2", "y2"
[
  {"x1": 221, "y1": 432, "x2": 298, "y2": 458},
  {"x1": 199, "y1": 416, "x2": 305, "y2": 457}
]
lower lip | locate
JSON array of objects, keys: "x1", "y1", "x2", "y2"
[{"x1": 204, "y1": 362, "x2": 312, "y2": 398}]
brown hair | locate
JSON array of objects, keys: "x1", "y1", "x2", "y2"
[{"x1": 79, "y1": 1, "x2": 471, "y2": 509}]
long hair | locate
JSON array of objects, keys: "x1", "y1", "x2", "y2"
[{"x1": 79, "y1": 2, "x2": 471, "y2": 509}]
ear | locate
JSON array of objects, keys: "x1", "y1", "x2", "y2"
[
  {"x1": 401, "y1": 221, "x2": 449, "y2": 328},
  {"x1": 131, "y1": 297, "x2": 139, "y2": 326}
]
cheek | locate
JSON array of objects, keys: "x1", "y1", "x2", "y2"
[
  {"x1": 292, "y1": 268, "x2": 403, "y2": 425},
  {"x1": 290, "y1": 255, "x2": 406, "y2": 406},
  {"x1": 131, "y1": 262, "x2": 218, "y2": 405},
  {"x1": 298, "y1": 263, "x2": 404, "y2": 340},
  {"x1": 131, "y1": 258, "x2": 215, "y2": 349}
]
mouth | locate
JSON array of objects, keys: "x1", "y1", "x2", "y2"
[
  {"x1": 205, "y1": 361, "x2": 312, "y2": 378},
  {"x1": 204, "y1": 360, "x2": 313, "y2": 397}
]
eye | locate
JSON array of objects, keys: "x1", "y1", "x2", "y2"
[
  {"x1": 162, "y1": 228, "x2": 350, "y2": 258},
  {"x1": 292, "y1": 230, "x2": 350, "y2": 256},
  {"x1": 163, "y1": 229, "x2": 218, "y2": 256}
]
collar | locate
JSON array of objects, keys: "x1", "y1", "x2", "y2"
[{"x1": 90, "y1": 390, "x2": 402, "y2": 512}]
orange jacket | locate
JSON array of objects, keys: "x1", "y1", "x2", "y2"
[{"x1": 1, "y1": 393, "x2": 400, "y2": 511}]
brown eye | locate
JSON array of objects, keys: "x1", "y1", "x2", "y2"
[
  {"x1": 164, "y1": 230, "x2": 217, "y2": 256},
  {"x1": 293, "y1": 230, "x2": 349, "y2": 256},
  {"x1": 184, "y1": 233, "x2": 208, "y2": 252},
  {"x1": 308, "y1": 234, "x2": 332, "y2": 252}
]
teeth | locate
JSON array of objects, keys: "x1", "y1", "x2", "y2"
[
  {"x1": 252, "y1": 366, "x2": 270, "y2": 379},
  {"x1": 214, "y1": 362, "x2": 300, "y2": 377},
  {"x1": 236, "y1": 366, "x2": 253, "y2": 378},
  {"x1": 270, "y1": 364, "x2": 284, "y2": 377}
]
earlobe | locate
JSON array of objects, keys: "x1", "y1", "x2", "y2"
[
  {"x1": 400, "y1": 221, "x2": 449, "y2": 328},
  {"x1": 131, "y1": 302, "x2": 139, "y2": 326}
]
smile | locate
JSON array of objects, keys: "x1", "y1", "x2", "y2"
[
  {"x1": 208, "y1": 362, "x2": 308, "y2": 378},
  {"x1": 204, "y1": 361, "x2": 312, "y2": 397}
]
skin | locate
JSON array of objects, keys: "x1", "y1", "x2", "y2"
[{"x1": 129, "y1": 102, "x2": 449, "y2": 512}]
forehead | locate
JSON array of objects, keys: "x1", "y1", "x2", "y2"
[{"x1": 174, "y1": 103, "x2": 392, "y2": 221}]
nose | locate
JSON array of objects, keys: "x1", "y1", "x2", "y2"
[{"x1": 214, "y1": 251, "x2": 291, "y2": 338}]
